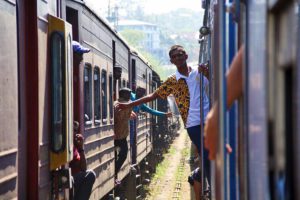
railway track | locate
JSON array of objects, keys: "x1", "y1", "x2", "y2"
[{"x1": 145, "y1": 128, "x2": 199, "y2": 200}]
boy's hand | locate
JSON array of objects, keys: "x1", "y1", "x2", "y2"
[
  {"x1": 74, "y1": 134, "x2": 84, "y2": 150},
  {"x1": 130, "y1": 112, "x2": 137, "y2": 119},
  {"x1": 165, "y1": 112, "x2": 173, "y2": 117}
]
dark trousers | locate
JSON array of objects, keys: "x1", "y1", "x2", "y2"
[
  {"x1": 187, "y1": 125, "x2": 210, "y2": 184},
  {"x1": 130, "y1": 119, "x2": 137, "y2": 164},
  {"x1": 73, "y1": 170, "x2": 96, "y2": 200},
  {"x1": 115, "y1": 138, "x2": 128, "y2": 174}
]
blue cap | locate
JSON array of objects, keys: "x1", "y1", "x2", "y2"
[{"x1": 72, "y1": 41, "x2": 90, "y2": 54}]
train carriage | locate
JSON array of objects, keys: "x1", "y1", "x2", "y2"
[
  {"x1": 200, "y1": 0, "x2": 300, "y2": 199},
  {"x1": 65, "y1": 0, "x2": 136, "y2": 198},
  {"x1": 0, "y1": 0, "x2": 181, "y2": 199},
  {"x1": 129, "y1": 51, "x2": 154, "y2": 165},
  {"x1": 0, "y1": 0, "x2": 18, "y2": 199}
]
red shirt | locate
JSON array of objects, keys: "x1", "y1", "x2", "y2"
[{"x1": 69, "y1": 147, "x2": 81, "y2": 175}]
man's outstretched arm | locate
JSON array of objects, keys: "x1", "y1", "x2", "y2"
[{"x1": 116, "y1": 92, "x2": 159, "y2": 110}]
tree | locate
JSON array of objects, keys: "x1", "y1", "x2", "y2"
[{"x1": 119, "y1": 29, "x2": 145, "y2": 48}]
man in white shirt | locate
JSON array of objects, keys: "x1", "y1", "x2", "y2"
[{"x1": 116, "y1": 45, "x2": 210, "y2": 199}]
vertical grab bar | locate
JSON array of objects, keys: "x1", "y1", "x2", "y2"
[{"x1": 216, "y1": 0, "x2": 227, "y2": 199}]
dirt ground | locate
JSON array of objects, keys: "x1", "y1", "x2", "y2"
[{"x1": 145, "y1": 126, "x2": 199, "y2": 200}]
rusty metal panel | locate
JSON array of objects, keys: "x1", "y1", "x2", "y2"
[{"x1": 0, "y1": 1, "x2": 18, "y2": 199}]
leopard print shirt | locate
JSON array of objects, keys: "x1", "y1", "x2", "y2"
[{"x1": 155, "y1": 75, "x2": 190, "y2": 126}]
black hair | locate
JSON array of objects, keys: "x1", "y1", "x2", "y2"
[
  {"x1": 73, "y1": 121, "x2": 80, "y2": 132},
  {"x1": 169, "y1": 45, "x2": 185, "y2": 57},
  {"x1": 119, "y1": 87, "x2": 131, "y2": 100}
]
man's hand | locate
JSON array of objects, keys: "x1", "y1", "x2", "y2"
[
  {"x1": 130, "y1": 111, "x2": 137, "y2": 119},
  {"x1": 165, "y1": 112, "x2": 173, "y2": 117},
  {"x1": 74, "y1": 134, "x2": 84, "y2": 150},
  {"x1": 198, "y1": 62, "x2": 209, "y2": 78},
  {"x1": 204, "y1": 104, "x2": 218, "y2": 160}
]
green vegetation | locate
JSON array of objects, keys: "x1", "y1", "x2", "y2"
[
  {"x1": 118, "y1": 7, "x2": 204, "y2": 80},
  {"x1": 119, "y1": 29, "x2": 145, "y2": 48}
]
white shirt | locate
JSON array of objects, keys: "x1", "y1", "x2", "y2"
[{"x1": 175, "y1": 66, "x2": 210, "y2": 128}]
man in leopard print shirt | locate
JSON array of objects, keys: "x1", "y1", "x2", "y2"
[{"x1": 116, "y1": 45, "x2": 210, "y2": 197}]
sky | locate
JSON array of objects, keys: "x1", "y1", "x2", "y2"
[
  {"x1": 143, "y1": 0, "x2": 203, "y2": 14},
  {"x1": 85, "y1": 0, "x2": 203, "y2": 17}
]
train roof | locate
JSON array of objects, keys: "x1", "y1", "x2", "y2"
[
  {"x1": 130, "y1": 48, "x2": 153, "y2": 69},
  {"x1": 69, "y1": 0, "x2": 130, "y2": 50},
  {"x1": 68, "y1": 0, "x2": 153, "y2": 70}
]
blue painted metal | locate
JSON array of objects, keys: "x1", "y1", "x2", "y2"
[
  {"x1": 228, "y1": 0, "x2": 238, "y2": 199},
  {"x1": 247, "y1": 0, "x2": 269, "y2": 199},
  {"x1": 198, "y1": 0, "x2": 211, "y2": 196}
]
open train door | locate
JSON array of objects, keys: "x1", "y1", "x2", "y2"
[{"x1": 48, "y1": 14, "x2": 74, "y2": 199}]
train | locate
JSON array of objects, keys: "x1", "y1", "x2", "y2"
[
  {"x1": 0, "y1": 0, "x2": 180, "y2": 199},
  {"x1": 198, "y1": 0, "x2": 300, "y2": 199}
]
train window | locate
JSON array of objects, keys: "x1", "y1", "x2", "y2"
[
  {"x1": 101, "y1": 70, "x2": 107, "y2": 122},
  {"x1": 131, "y1": 59, "x2": 136, "y2": 90},
  {"x1": 122, "y1": 79, "x2": 126, "y2": 88},
  {"x1": 112, "y1": 40, "x2": 116, "y2": 67},
  {"x1": 94, "y1": 67, "x2": 101, "y2": 124},
  {"x1": 84, "y1": 64, "x2": 92, "y2": 126},
  {"x1": 51, "y1": 32, "x2": 65, "y2": 152},
  {"x1": 109, "y1": 75, "x2": 113, "y2": 120},
  {"x1": 66, "y1": 7, "x2": 79, "y2": 41},
  {"x1": 127, "y1": 81, "x2": 130, "y2": 88},
  {"x1": 149, "y1": 74, "x2": 151, "y2": 93}
]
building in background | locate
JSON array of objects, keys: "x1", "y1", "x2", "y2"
[{"x1": 117, "y1": 20, "x2": 166, "y2": 60}]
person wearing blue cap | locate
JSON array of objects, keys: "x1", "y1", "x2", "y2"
[{"x1": 72, "y1": 41, "x2": 90, "y2": 54}]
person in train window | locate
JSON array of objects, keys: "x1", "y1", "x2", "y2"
[
  {"x1": 131, "y1": 86, "x2": 172, "y2": 117},
  {"x1": 70, "y1": 121, "x2": 96, "y2": 200},
  {"x1": 204, "y1": 46, "x2": 244, "y2": 160},
  {"x1": 114, "y1": 88, "x2": 137, "y2": 184},
  {"x1": 116, "y1": 45, "x2": 210, "y2": 196}
]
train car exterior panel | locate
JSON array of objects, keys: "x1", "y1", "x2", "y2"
[
  {"x1": 136, "y1": 118, "x2": 150, "y2": 163},
  {"x1": 81, "y1": 9, "x2": 113, "y2": 59},
  {"x1": 0, "y1": 1, "x2": 18, "y2": 199},
  {"x1": 115, "y1": 43, "x2": 129, "y2": 69},
  {"x1": 70, "y1": 2, "x2": 124, "y2": 198},
  {"x1": 84, "y1": 126, "x2": 115, "y2": 199},
  {"x1": 117, "y1": 139, "x2": 131, "y2": 181},
  {"x1": 37, "y1": 2, "x2": 60, "y2": 197},
  {"x1": 247, "y1": 1, "x2": 269, "y2": 199},
  {"x1": 0, "y1": 0, "x2": 179, "y2": 198},
  {"x1": 37, "y1": 19, "x2": 52, "y2": 199},
  {"x1": 130, "y1": 53, "x2": 153, "y2": 164}
]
